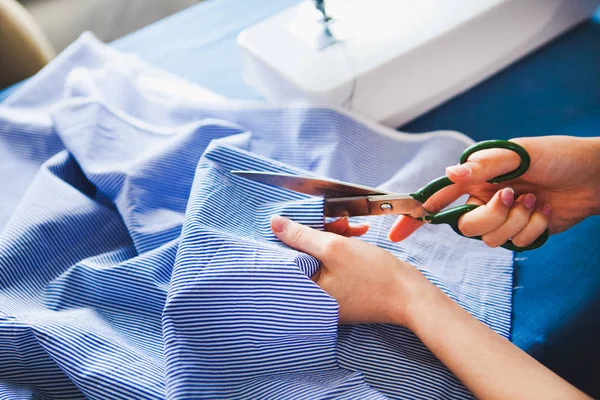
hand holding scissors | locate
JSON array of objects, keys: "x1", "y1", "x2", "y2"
[
  {"x1": 233, "y1": 140, "x2": 552, "y2": 252},
  {"x1": 388, "y1": 136, "x2": 600, "y2": 250}
]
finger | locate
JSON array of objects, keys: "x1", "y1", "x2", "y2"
[
  {"x1": 480, "y1": 193, "x2": 536, "y2": 248},
  {"x1": 271, "y1": 215, "x2": 335, "y2": 258},
  {"x1": 345, "y1": 223, "x2": 370, "y2": 237},
  {"x1": 445, "y1": 145, "x2": 522, "y2": 185},
  {"x1": 511, "y1": 203, "x2": 551, "y2": 248},
  {"x1": 310, "y1": 269, "x2": 322, "y2": 283},
  {"x1": 389, "y1": 182, "x2": 467, "y2": 242},
  {"x1": 458, "y1": 187, "x2": 514, "y2": 237},
  {"x1": 388, "y1": 215, "x2": 424, "y2": 242},
  {"x1": 466, "y1": 196, "x2": 485, "y2": 206},
  {"x1": 325, "y1": 217, "x2": 369, "y2": 237},
  {"x1": 325, "y1": 217, "x2": 350, "y2": 234},
  {"x1": 389, "y1": 194, "x2": 484, "y2": 242},
  {"x1": 421, "y1": 183, "x2": 467, "y2": 214}
]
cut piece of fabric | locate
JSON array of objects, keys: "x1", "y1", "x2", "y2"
[{"x1": 0, "y1": 33, "x2": 513, "y2": 399}]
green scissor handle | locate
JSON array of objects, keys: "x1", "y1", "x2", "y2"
[{"x1": 410, "y1": 140, "x2": 548, "y2": 252}]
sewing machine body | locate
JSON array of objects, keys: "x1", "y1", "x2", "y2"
[{"x1": 238, "y1": 0, "x2": 600, "y2": 127}]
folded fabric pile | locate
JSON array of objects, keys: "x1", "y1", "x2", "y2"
[{"x1": 0, "y1": 34, "x2": 513, "y2": 399}]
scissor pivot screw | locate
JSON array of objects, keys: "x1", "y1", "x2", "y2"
[{"x1": 380, "y1": 202, "x2": 393, "y2": 212}]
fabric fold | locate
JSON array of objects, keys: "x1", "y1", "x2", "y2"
[{"x1": 0, "y1": 33, "x2": 514, "y2": 399}]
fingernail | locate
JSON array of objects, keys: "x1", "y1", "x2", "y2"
[
  {"x1": 271, "y1": 215, "x2": 290, "y2": 233},
  {"x1": 522, "y1": 193, "x2": 536, "y2": 210},
  {"x1": 501, "y1": 187, "x2": 514, "y2": 207},
  {"x1": 446, "y1": 164, "x2": 471, "y2": 177},
  {"x1": 354, "y1": 223, "x2": 370, "y2": 231},
  {"x1": 541, "y1": 203, "x2": 552, "y2": 217}
]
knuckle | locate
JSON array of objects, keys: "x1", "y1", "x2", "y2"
[
  {"x1": 288, "y1": 226, "x2": 305, "y2": 245},
  {"x1": 490, "y1": 208, "x2": 508, "y2": 222},
  {"x1": 507, "y1": 211, "x2": 531, "y2": 231},
  {"x1": 482, "y1": 234, "x2": 500, "y2": 248},
  {"x1": 468, "y1": 156, "x2": 487, "y2": 174},
  {"x1": 426, "y1": 197, "x2": 444, "y2": 213},
  {"x1": 491, "y1": 193, "x2": 509, "y2": 210},
  {"x1": 514, "y1": 201, "x2": 534, "y2": 216},
  {"x1": 323, "y1": 237, "x2": 346, "y2": 258},
  {"x1": 469, "y1": 154, "x2": 486, "y2": 168},
  {"x1": 458, "y1": 220, "x2": 477, "y2": 237},
  {"x1": 533, "y1": 209, "x2": 550, "y2": 225},
  {"x1": 511, "y1": 235, "x2": 531, "y2": 248},
  {"x1": 487, "y1": 205, "x2": 510, "y2": 224}
]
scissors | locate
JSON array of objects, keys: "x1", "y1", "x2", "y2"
[{"x1": 231, "y1": 140, "x2": 548, "y2": 252}]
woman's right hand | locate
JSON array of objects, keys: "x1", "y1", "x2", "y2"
[{"x1": 389, "y1": 136, "x2": 600, "y2": 248}]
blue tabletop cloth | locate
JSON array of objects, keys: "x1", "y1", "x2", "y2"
[
  {"x1": 113, "y1": 4, "x2": 600, "y2": 396},
  {"x1": 1, "y1": 0, "x2": 599, "y2": 396}
]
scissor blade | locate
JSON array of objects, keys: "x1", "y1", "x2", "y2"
[
  {"x1": 324, "y1": 194, "x2": 426, "y2": 217},
  {"x1": 231, "y1": 170, "x2": 390, "y2": 198}
]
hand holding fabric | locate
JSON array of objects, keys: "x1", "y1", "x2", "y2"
[
  {"x1": 271, "y1": 214, "x2": 591, "y2": 400},
  {"x1": 272, "y1": 215, "x2": 427, "y2": 326}
]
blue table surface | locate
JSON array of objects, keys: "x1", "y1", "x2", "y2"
[{"x1": 2, "y1": 0, "x2": 599, "y2": 395}]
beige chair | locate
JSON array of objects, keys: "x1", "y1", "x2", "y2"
[
  {"x1": 22, "y1": 0, "x2": 200, "y2": 54},
  {"x1": 0, "y1": 0, "x2": 54, "y2": 89}
]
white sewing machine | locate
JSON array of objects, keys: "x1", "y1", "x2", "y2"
[{"x1": 238, "y1": 0, "x2": 599, "y2": 127}]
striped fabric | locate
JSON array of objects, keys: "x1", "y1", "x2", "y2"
[{"x1": 0, "y1": 34, "x2": 513, "y2": 399}]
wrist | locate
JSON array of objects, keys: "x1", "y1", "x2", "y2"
[
  {"x1": 579, "y1": 137, "x2": 600, "y2": 215},
  {"x1": 388, "y1": 264, "x2": 438, "y2": 328}
]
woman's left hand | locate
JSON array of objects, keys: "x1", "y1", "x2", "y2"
[
  {"x1": 274, "y1": 216, "x2": 590, "y2": 400},
  {"x1": 272, "y1": 215, "x2": 430, "y2": 326}
]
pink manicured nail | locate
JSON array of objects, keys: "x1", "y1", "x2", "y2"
[
  {"x1": 541, "y1": 203, "x2": 552, "y2": 217},
  {"x1": 271, "y1": 215, "x2": 290, "y2": 233},
  {"x1": 446, "y1": 164, "x2": 471, "y2": 177},
  {"x1": 501, "y1": 187, "x2": 514, "y2": 207},
  {"x1": 522, "y1": 193, "x2": 536, "y2": 210}
]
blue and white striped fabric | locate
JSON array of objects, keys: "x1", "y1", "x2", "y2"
[{"x1": 0, "y1": 34, "x2": 513, "y2": 399}]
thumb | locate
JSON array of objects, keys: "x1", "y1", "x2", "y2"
[
  {"x1": 388, "y1": 184, "x2": 466, "y2": 242},
  {"x1": 388, "y1": 216, "x2": 424, "y2": 242},
  {"x1": 271, "y1": 215, "x2": 333, "y2": 259},
  {"x1": 445, "y1": 145, "x2": 522, "y2": 184}
]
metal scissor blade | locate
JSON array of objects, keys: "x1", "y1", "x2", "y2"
[
  {"x1": 324, "y1": 194, "x2": 426, "y2": 218},
  {"x1": 230, "y1": 170, "x2": 390, "y2": 198}
]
